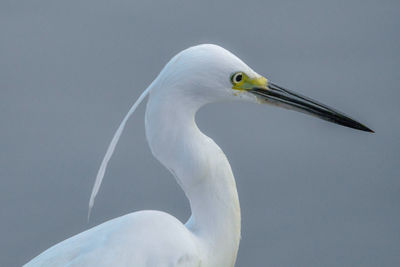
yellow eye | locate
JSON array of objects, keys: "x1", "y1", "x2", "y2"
[{"x1": 231, "y1": 72, "x2": 244, "y2": 84}]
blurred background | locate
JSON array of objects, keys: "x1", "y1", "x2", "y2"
[{"x1": 1, "y1": 0, "x2": 399, "y2": 266}]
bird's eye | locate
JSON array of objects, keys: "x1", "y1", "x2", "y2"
[{"x1": 231, "y1": 72, "x2": 243, "y2": 84}]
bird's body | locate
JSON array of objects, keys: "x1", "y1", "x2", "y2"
[
  {"x1": 25, "y1": 44, "x2": 372, "y2": 267},
  {"x1": 25, "y1": 211, "x2": 201, "y2": 266}
]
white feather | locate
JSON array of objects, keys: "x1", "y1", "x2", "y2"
[{"x1": 88, "y1": 84, "x2": 153, "y2": 219}]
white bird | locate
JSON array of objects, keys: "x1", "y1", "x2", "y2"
[{"x1": 25, "y1": 44, "x2": 372, "y2": 267}]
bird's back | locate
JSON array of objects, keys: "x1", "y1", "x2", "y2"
[{"x1": 24, "y1": 210, "x2": 201, "y2": 267}]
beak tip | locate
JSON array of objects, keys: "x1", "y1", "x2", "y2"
[{"x1": 358, "y1": 124, "x2": 374, "y2": 133}]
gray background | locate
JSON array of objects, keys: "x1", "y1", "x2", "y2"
[{"x1": 1, "y1": 0, "x2": 399, "y2": 266}]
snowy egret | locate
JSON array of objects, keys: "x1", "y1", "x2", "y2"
[{"x1": 25, "y1": 44, "x2": 372, "y2": 267}]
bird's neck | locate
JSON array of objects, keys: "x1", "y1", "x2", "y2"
[{"x1": 145, "y1": 92, "x2": 241, "y2": 266}]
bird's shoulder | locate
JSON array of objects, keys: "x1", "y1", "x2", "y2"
[{"x1": 24, "y1": 210, "x2": 202, "y2": 267}]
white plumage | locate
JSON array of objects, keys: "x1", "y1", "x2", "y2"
[
  {"x1": 25, "y1": 44, "x2": 371, "y2": 267},
  {"x1": 26, "y1": 44, "x2": 255, "y2": 267}
]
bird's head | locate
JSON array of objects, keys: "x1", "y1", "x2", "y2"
[
  {"x1": 88, "y1": 44, "x2": 373, "y2": 216},
  {"x1": 152, "y1": 44, "x2": 373, "y2": 132}
]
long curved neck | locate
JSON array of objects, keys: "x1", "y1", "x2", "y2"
[{"x1": 145, "y1": 91, "x2": 241, "y2": 266}]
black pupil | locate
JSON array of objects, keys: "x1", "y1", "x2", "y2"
[{"x1": 235, "y1": 74, "x2": 242, "y2": 82}]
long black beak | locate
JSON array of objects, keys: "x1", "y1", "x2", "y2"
[{"x1": 250, "y1": 82, "x2": 374, "y2": 133}]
